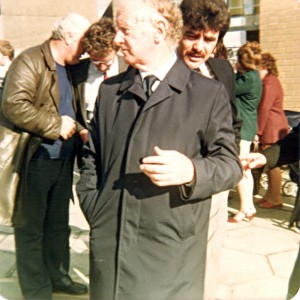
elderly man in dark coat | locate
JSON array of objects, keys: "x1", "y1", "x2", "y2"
[{"x1": 76, "y1": 0, "x2": 243, "y2": 299}]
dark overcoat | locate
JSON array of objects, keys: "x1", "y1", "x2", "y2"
[
  {"x1": 76, "y1": 58, "x2": 242, "y2": 300},
  {"x1": 207, "y1": 57, "x2": 242, "y2": 147}
]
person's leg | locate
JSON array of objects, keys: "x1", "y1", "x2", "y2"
[
  {"x1": 14, "y1": 159, "x2": 55, "y2": 300},
  {"x1": 265, "y1": 167, "x2": 283, "y2": 204},
  {"x1": 204, "y1": 190, "x2": 228, "y2": 299},
  {"x1": 258, "y1": 144, "x2": 283, "y2": 208},
  {"x1": 44, "y1": 160, "x2": 88, "y2": 295},
  {"x1": 43, "y1": 160, "x2": 72, "y2": 282},
  {"x1": 229, "y1": 140, "x2": 256, "y2": 222}
]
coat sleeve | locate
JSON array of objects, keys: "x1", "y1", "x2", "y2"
[
  {"x1": 257, "y1": 77, "x2": 276, "y2": 136},
  {"x1": 1, "y1": 53, "x2": 61, "y2": 140},
  {"x1": 227, "y1": 63, "x2": 242, "y2": 149},
  {"x1": 263, "y1": 127, "x2": 299, "y2": 170},
  {"x1": 183, "y1": 84, "x2": 243, "y2": 200},
  {"x1": 75, "y1": 94, "x2": 102, "y2": 220}
]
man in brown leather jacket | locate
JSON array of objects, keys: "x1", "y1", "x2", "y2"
[{"x1": 0, "y1": 13, "x2": 90, "y2": 300}]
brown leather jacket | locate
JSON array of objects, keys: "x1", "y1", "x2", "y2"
[{"x1": 0, "y1": 39, "x2": 81, "y2": 227}]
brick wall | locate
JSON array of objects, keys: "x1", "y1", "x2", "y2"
[
  {"x1": 0, "y1": 0, "x2": 104, "y2": 54},
  {"x1": 260, "y1": 0, "x2": 300, "y2": 111}
]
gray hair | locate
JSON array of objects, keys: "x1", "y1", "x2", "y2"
[
  {"x1": 114, "y1": 0, "x2": 183, "y2": 49},
  {"x1": 51, "y1": 12, "x2": 91, "y2": 40}
]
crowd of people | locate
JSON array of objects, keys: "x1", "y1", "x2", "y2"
[{"x1": 0, "y1": 0, "x2": 298, "y2": 299}]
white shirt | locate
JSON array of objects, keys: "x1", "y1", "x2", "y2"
[
  {"x1": 84, "y1": 58, "x2": 120, "y2": 113},
  {"x1": 140, "y1": 51, "x2": 177, "y2": 94},
  {"x1": 0, "y1": 61, "x2": 11, "y2": 88},
  {"x1": 199, "y1": 62, "x2": 215, "y2": 79}
]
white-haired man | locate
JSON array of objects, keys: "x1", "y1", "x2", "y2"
[
  {"x1": 76, "y1": 0, "x2": 242, "y2": 299},
  {"x1": 1, "y1": 13, "x2": 90, "y2": 299}
]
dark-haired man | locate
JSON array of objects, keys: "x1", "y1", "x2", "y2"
[{"x1": 178, "y1": 0, "x2": 242, "y2": 298}]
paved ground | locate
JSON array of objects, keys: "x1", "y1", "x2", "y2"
[{"x1": 0, "y1": 184, "x2": 299, "y2": 300}]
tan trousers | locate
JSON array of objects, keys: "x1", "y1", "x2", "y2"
[{"x1": 204, "y1": 190, "x2": 229, "y2": 300}]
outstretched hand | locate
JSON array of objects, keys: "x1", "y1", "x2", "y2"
[
  {"x1": 140, "y1": 146, "x2": 195, "y2": 186},
  {"x1": 239, "y1": 152, "x2": 267, "y2": 171}
]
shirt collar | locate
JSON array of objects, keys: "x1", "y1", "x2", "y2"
[
  {"x1": 139, "y1": 51, "x2": 177, "y2": 82},
  {"x1": 199, "y1": 62, "x2": 215, "y2": 79}
]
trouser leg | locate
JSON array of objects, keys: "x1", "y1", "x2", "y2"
[
  {"x1": 14, "y1": 159, "x2": 73, "y2": 300},
  {"x1": 44, "y1": 160, "x2": 72, "y2": 282},
  {"x1": 15, "y1": 159, "x2": 53, "y2": 300},
  {"x1": 204, "y1": 190, "x2": 229, "y2": 300}
]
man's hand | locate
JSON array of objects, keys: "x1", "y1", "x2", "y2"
[
  {"x1": 140, "y1": 146, "x2": 195, "y2": 186},
  {"x1": 60, "y1": 115, "x2": 76, "y2": 140},
  {"x1": 79, "y1": 129, "x2": 89, "y2": 144},
  {"x1": 239, "y1": 153, "x2": 267, "y2": 171}
]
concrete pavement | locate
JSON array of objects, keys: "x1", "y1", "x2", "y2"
[{"x1": 0, "y1": 187, "x2": 299, "y2": 300}]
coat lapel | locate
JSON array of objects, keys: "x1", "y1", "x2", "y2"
[
  {"x1": 207, "y1": 58, "x2": 224, "y2": 83},
  {"x1": 118, "y1": 59, "x2": 191, "y2": 111},
  {"x1": 119, "y1": 67, "x2": 147, "y2": 102},
  {"x1": 143, "y1": 58, "x2": 190, "y2": 111},
  {"x1": 41, "y1": 41, "x2": 60, "y2": 111}
]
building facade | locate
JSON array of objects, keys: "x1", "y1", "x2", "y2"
[
  {"x1": 0, "y1": 0, "x2": 299, "y2": 111},
  {"x1": 225, "y1": 0, "x2": 299, "y2": 112},
  {"x1": 0, "y1": 0, "x2": 109, "y2": 53},
  {"x1": 259, "y1": 0, "x2": 300, "y2": 111}
]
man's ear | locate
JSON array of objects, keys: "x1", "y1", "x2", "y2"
[
  {"x1": 64, "y1": 32, "x2": 73, "y2": 45},
  {"x1": 153, "y1": 19, "x2": 167, "y2": 44}
]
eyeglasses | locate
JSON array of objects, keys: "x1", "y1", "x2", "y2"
[{"x1": 91, "y1": 59, "x2": 114, "y2": 66}]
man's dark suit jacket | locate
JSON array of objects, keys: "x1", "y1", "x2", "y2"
[
  {"x1": 207, "y1": 57, "x2": 242, "y2": 148},
  {"x1": 69, "y1": 55, "x2": 128, "y2": 130}
]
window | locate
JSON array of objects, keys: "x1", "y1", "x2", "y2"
[{"x1": 229, "y1": 0, "x2": 260, "y2": 16}]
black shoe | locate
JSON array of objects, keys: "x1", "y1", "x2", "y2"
[{"x1": 53, "y1": 276, "x2": 88, "y2": 295}]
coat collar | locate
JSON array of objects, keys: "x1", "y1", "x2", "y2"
[
  {"x1": 118, "y1": 58, "x2": 191, "y2": 105},
  {"x1": 41, "y1": 40, "x2": 57, "y2": 71}
]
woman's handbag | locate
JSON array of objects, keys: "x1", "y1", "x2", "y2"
[{"x1": 0, "y1": 121, "x2": 31, "y2": 226}]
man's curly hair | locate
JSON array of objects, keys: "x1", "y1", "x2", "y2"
[
  {"x1": 0, "y1": 40, "x2": 15, "y2": 60},
  {"x1": 82, "y1": 18, "x2": 119, "y2": 57},
  {"x1": 180, "y1": 0, "x2": 230, "y2": 42}
]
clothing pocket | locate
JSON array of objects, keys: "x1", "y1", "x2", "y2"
[{"x1": 77, "y1": 189, "x2": 99, "y2": 224}]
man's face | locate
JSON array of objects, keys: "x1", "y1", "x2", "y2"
[
  {"x1": 0, "y1": 52, "x2": 8, "y2": 67},
  {"x1": 178, "y1": 26, "x2": 219, "y2": 69},
  {"x1": 90, "y1": 50, "x2": 117, "y2": 73},
  {"x1": 114, "y1": 8, "x2": 154, "y2": 70}
]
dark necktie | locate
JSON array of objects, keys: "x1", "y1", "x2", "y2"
[
  {"x1": 144, "y1": 75, "x2": 157, "y2": 98},
  {"x1": 194, "y1": 67, "x2": 202, "y2": 74}
]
